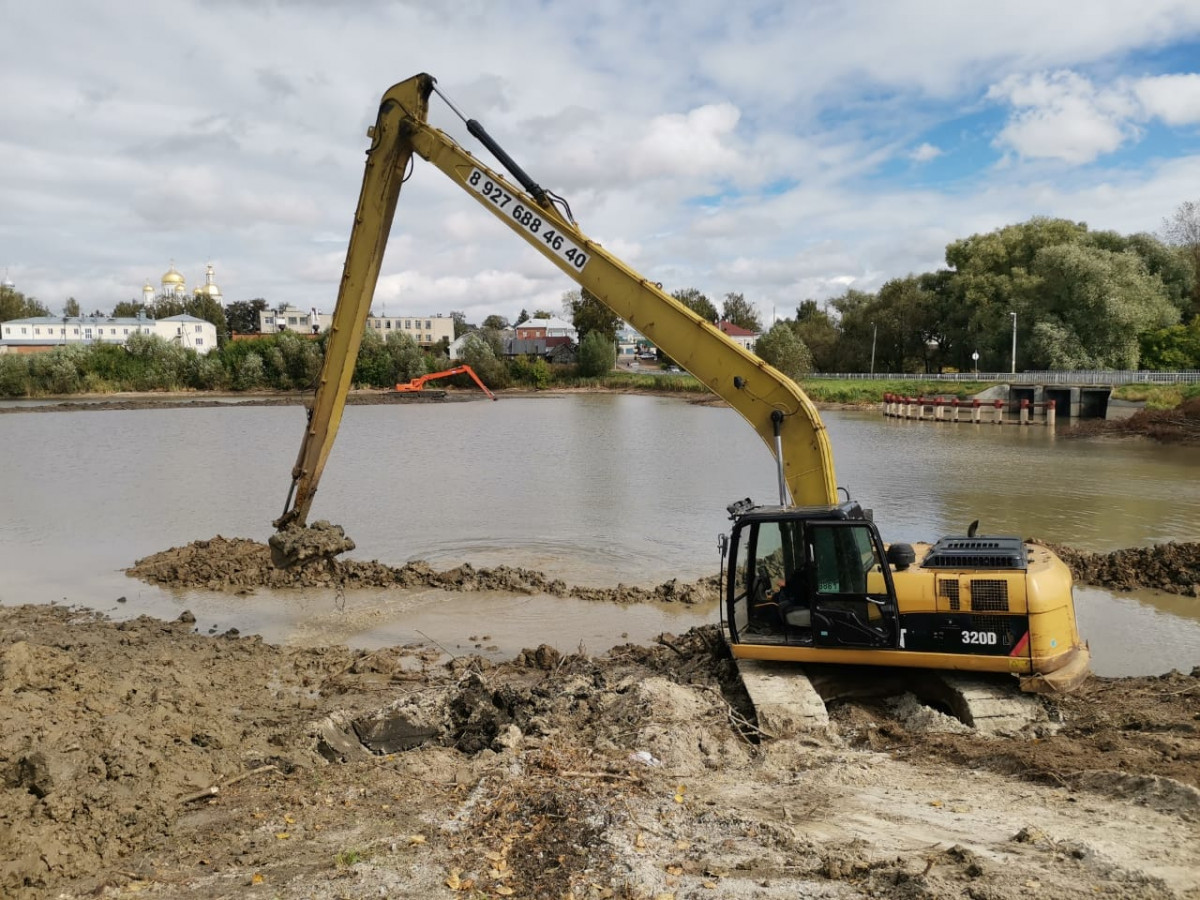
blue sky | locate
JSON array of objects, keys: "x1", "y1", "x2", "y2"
[{"x1": 1, "y1": 0, "x2": 1199, "y2": 326}]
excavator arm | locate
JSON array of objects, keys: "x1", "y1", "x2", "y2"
[
  {"x1": 276, "y1": 73, "x2": 837, "y2": 532},
  {"x1": 395, "y1": 365, "x2": 497, "y2": 399}
]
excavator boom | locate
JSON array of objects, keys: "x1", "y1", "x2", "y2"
[{"x1": 276, "y1": 73, "x2": 835, "y2": 530}]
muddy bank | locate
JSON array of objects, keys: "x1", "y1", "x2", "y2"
[
  {"x1": 128, "y1": 533, "x2": 720, "y2": 604},
  {"x1": 0, "y1": 390, "x2": 472, "y2": 414},
  {"x1": 1043, "y1": 540, "x2": 1200, "y2": 597},
  {"x1": 1065, "y1": 397, "x2": 1200, "y2": 445},
  {"x1": 130, "y1": 533, "x2": 1200, "y2": 599},
  {"x1": 2, "y1": 603, "x2": 1198, "y2": 900}
]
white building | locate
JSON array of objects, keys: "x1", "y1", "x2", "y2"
[
  {"x1": 258, "y1": 305, "x2": 455, "y2": 348},
  {"x1": 0, "y1": 313, "x2": 217, "y2": 354}
]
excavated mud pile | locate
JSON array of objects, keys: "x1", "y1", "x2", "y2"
[
  {"x1": 1044, "y1": 540, "x2": 1200, "y2": 596},
  {"x1": 128, "y1": 535, "x2": 720, "y2": 604}
]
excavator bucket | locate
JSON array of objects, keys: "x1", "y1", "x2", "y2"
[{"x1": 269, "y1": 520, "x2": 356, "y2": 569}]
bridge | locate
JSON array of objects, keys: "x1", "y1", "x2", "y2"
[{"x1": 826, "y1": 370, "x2": 1199, "y2": 420}]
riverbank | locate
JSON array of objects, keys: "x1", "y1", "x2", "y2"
[
  {"x1": 5, "y1": 530, "x2": 1199, "y2": 898},
  {"x1": 3, "y1": 602, "x2": 1198, "y2": 900}
]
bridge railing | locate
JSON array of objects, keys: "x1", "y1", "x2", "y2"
[{"x1": 812, "y1": 370, "x2": 1200, "y2": 385}]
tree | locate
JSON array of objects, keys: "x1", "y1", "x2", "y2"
[
  {"x1": 458, "y1": 329, "x2": 510, "y2": 388},
  {"x1": 576, "y1": 330, "x2": 616, "y2": 377},
  {"x1": 482, "y1": 314, "x2": 511, "y2": 330},
  {"x1": 671, "y1": 287, "x2": 718, "y2": 323},
  {"x1": 563, "y1": 288, "x2": 620, "y2": 343},
  {"x1": 515, "y1": 308, "x2": 530, "y2": 325},
  {"x1": 721, "y1": 292, "x2": 762, "y2": 332},
  {"x1": 791, "y1": 300, "x2": 840, "y2": 373},
  {"x1": 225, "y1": 299, "x2": 269, "y2": 335},
  {"x1": 385, "y1": 331, "x2": 426, "y2": 382},
  {"x1": 450, "y1": 310, "x2": 469, "y2": 338},
  {"x1": 1160, "y1": 199, "x2": 1200, "y2": 318},
  {"x1": 1139, "y1": 318, "x2": 1200, "y2": 370},
  {"x1": 1026, "y1": 243, "x2": 1178, "y2": 369},
  {"x1": 63, "y1": 297, "x2": 80, "y2": 317},
  {"x1": 0, "y1": 286, "x2": 49, "y2": 322},
  {"x1": 754, "y1": 322, "x2": 813, "y2": 380}
]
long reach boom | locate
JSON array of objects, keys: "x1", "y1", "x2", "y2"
[{"x1": 276, "y1": 73, "x2": 837, "y2": 530}]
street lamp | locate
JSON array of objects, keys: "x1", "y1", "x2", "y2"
[
  {"x1": 1010, "y1": 311, "x2": 1017, "y2": 375},
  {"x1": 869, "y1": 322, "x2": 877, "y2": 376}
]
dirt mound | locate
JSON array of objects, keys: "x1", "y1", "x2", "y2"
[
  {"x1": 1043, "y1": 540, "x2": 1200, "y2": 596},
  {"x1": 127, "y1": 535, "x2": 720, "y2": 604}
]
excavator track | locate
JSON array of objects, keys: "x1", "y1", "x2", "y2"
[{"x1": 736, "y1": 660, "x2": 1047, "y2": 738}]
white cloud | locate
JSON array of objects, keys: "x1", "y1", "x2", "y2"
[
  {"x1": 2, "y1": 1, "x2": 1200, "y2": 319},
  {"x1": 1134, "y1": 73, "x2": 1200, "y2": 125},
  {"x1": 910, "y1": 142, "x2": 943, "y2": 163},
  {"x1": 987, "y1": 71, "x2": 1138, "y2": 163}
]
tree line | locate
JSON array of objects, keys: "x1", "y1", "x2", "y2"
[{"x1": 3, "y1": 204, "x2": 1197, "y2": 396}]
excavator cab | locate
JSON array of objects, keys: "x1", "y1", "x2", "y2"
[{"x1": 725, "y1": 503, "x2": 899, "y2": 651}]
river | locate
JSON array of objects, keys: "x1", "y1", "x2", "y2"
[{"x1": 1, "y1": 393, "x2": 1197, "y2": 676}]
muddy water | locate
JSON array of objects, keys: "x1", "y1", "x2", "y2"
[{"x1": 0, "y1": 394, "x2": 1197, "y2": 676}]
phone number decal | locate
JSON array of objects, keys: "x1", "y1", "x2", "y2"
[{"x1": 466, "y1": 169, "x2": 589, "y2": 271}]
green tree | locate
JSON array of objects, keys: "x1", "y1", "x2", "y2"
[
  {"x1": 754, "y1": 322, "x2": 813, "y2": 380},
  {"x1": 721, "y1": 292, "x2": 762, "y2": 332},
  {"x1": 482, "y1": 314, "x2": 511, "y2": 330},
  {"x1": 791, "y1": 300, "x2": 840, "y2": 373},
  {"x1": 671, "y1": 287, "x2": 718, "y2": 323},
  {"x1": 0, "y1": 355, "x2": 30, "y2": 396},
  {"x1": 563, "y1": 289, "x2": 620, "y2": 343},
  {"x1": 576, "y1": 330, "x2": 616, "y2": 377},
  {"x1": 225, "y1": 299, "x2": 269, "y2": 335},
  {"x1": 450, "y1": 310, "x2": 469, "y2": 338},
  {"x1": 63, "y1": 297, "x2": 80, "y2": 317},
  {"x1": 1027, "y1": 243, "x2": 1178, "y2": 369},
  {"x1": 514, "y1": 309, "x2": 530, "y2": 325},
  {"x1": 385, "y1": 331, "x2": 426, "y2": 383},
  {"x1": 1139, "y1": 318, "x2": 1200, "y2": 370},
  {"x1": 354, "y1": 327, "x2": 396, "y2": 387},
  {"x1": 0, "y1": 286, "x2": 50, "y2": 322},
  {"x1": 458, "y1": 330, "x2": 510, "y2": 388}
]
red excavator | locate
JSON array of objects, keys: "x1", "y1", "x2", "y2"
[{"x1": 395, "y1": 365, "x2": 497, "y2": 400}]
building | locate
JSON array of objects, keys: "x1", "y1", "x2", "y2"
[
  {"x1": 0, "y1": 313, "x2": 217, "y2": 354},
  {"x1": 718, "y1": 320, "x2": 760, "y2": 352},
  {"x1": 514, "y1": 316, "x2": 577, "y2": 344},
  {"x1": 258, "y1": 305, "x2": 454, "y2": 348},
  {"x1": 142, "y1": 262, "x2": 223, "y2": 305}
]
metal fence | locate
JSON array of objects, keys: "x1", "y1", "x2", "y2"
[{"x1": 813, "y1": 370, "x2": 1200, "y2": 386}]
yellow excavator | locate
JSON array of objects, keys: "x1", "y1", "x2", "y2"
[{"x1": 274, "y1": 74, "x2": 1089, "y2": 697}]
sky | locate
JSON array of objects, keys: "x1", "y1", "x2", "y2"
[{"x1": 3, "y1": 0, "x2": 1200, "y2": 327}]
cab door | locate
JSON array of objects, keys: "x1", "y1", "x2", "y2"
[{"x1": 807, "y1": 522, "x2": 898, "y2": 649}]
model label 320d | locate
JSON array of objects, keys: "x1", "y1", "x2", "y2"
[{"x1": 466, "y1": 169, "x2": 589, "y2": 271}]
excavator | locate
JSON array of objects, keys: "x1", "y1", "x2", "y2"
[
  {"x1": 274, "y1": 74, "x2": 1089, "y2": 713},
  {"x1": 395, "y1": 364, "x2": 497, "y2": 399}
]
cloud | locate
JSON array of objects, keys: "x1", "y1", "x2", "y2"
[
  {"x1": 1134, "y1": 73, "x2": 1200, "y2": 125},
  {"x1": 909, "y1": 142, "x2": 943, "y2": 163},
  {"x1": 987, "y1": 71, "x2": 1138, "y2": 164}
]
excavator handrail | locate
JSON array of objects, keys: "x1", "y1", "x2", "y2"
[
  {"x1": 395, "y1": 364, "x2": 497, "y2": 400},
  {"x1": 276, "y1": 74, "x2": 837, "y2": 530}
]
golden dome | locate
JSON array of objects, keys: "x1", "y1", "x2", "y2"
[{"x1": 161, "y1": 264, "x2": 185, "y2": 285}]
